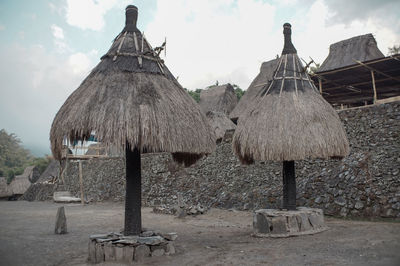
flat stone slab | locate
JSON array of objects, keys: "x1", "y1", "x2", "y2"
[
  {"x1": 53, "y1": 191, "x2": 81, "y2": 203},
  {"x1": 253, "y1": 207, "x2": 328, "y2": 237}
]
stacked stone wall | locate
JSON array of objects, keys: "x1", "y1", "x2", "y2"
[{"x1": 63, "y1": 102, "x2": 400, "y2": 218}]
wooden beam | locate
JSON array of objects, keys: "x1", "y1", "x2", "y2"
[
  {"x1": 315, "y1": 55, "x2": 400, "y2": 75},
  {"x1": 371, "y1": 70, "x2": 377, "y2": 104},
  {"x1": 318, "y1": 78, "x2": 322, "y2": 94},
  {"x1": 78, "y1": 160, "x2": 84, "y2": 205},
  {"x1": 353, "y1": 59, "x2": 400, "y2": 83},
  {"x1": 320, "y1": 77, "x2": 393, "y2": 91}
]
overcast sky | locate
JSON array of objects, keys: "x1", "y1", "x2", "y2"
[{"x1": 0, "y1": 0, "x2": 399, "y2": 156}]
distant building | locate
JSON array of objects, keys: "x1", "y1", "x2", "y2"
[{"x1": 199, "y1": 83, "x2": 238, "y2": 115}]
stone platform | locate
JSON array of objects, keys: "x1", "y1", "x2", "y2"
[
  {"x1": 88, "y1": 231, "x2": 177, "y2": 264},
  {"x1": 253, "y1": 207, "x2": 327, "y2": 237}
]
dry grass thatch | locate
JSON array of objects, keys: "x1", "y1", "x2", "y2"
[
  {"x1": 233, "y1": 24, "x2": 349, "y2": 164},
  {"x1": 50, "y1": 7, "x2": 215, "y2": 166},
  {"x1": 10, "y1": 175, "x2": 31, "y2": 195},
  {"x1": 318, "y1": 33, "x2": 384, "y2": 72},
  {"x1": 229, "y1": 59, "x2": 279, "y2": 121},
  {"x1": 37, "y1": 160, "x2": 60, "y2": 183},
  {"x1": 206, "y1": 111, "x2": 236, "y2": 141},
  {"x1": 0, "y1": 178, "x2": 12, "y2": 198},
  {"x1": 199, "y1": 84, "x2": 238, "y2": 115}
]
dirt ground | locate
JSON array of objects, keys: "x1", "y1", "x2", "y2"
[{"x1": 0, "y1": 201, "x2": 399, "y2": 266}]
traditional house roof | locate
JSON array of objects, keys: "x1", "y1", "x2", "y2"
[
  {"x1": 50, "y1": 5, "x2": 215, "y2": 166},
  {"x1": 318, "y1": 34, "x2": 384, "y2": 72},
  {"x1": 229, "y1": 58, "x2": 279, "y2": 122},
  {"x1": 233, "y1": 23, "x2": 349, "y2": 164},
  {"x1": 205, "y1": 111, "x2": 236, "y2": 142},
  {"x1": 0, "y1": 177, "x2": 12, "y2": 198},
  {"x1": 199, "y1": 83, "x2": 238, "y2": 115}
]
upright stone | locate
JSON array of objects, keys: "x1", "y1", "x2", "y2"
[{"x1": 54, "y1": 206, "x2": 67, "y2": 234}]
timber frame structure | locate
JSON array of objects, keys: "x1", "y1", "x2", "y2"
[{"x1": 311, "y1": 54, "x2": 400, "y2": 107}]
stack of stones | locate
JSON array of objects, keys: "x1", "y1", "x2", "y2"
[
  {"x1": 153, "y1": 203, "x2": 207, "y2": 217},
  {"x1": 88, "y1": 231, "x2": 177, "y2": 263},
  {"x1": 253, "y1": 207, "x2": 327, "y2": 237}
]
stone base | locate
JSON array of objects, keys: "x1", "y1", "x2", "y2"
[
  {"x1": 253, "y1": 207, "x2": 327, "y2": 237},
  {"x1": 88, "y1": 231, "x2": 177, "y2": 264}
]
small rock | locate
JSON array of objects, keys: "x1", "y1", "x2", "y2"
[
  {"x1": 151, "y1": 248, "x2": 165, "y2": 257},
  {"x1": 134, "y1": 245, "x2": 150, "y2": 262},
  {"x1": 162, "y1": 232, "x2": 178, "y2": 241},
  {"x1": 355, "y1": 201, "x2": 364, "y2": 210},
  {"x1": 137, "y1": 235, "x2": 165, "y2": 245},
  {"x1": 165, "y1": 242, "x2": 176, "y2": 255}
]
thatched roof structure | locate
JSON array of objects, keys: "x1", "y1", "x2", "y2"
[
  {"x1": 50, "y1": 6, "x2": 215, "y2": 166},
  {"x1": 9, "y1": 175, "x2": 31, "y2": 195},
  {"x1": 205, "y1": 111, "x2": 236, "y2": 142},
  {"x1": 229, "y1": 59, "x2": 279, "y2": 122},
  {"x1": 37, "y1": 160, "x2": 60, "y2": 183},
  {"x1": 22, "y1": 166, "x2": 40, "y2": 183},
  {"x1": 233, "y1": 23, "x2": 349, "y2": 164},
  {"x1": 318, "y1": 34, "x2": 384, "y2": 72},
  {"x1": 199, "y1": 84, "x2": 238, "y2": 115},
  {"x1": 0, "y1": 177, "x2": 12, "y2": 198}
]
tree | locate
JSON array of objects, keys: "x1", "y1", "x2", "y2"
[
  {"x1": 0, "y1": 129, "x2": 51, "y2": 182},
  {"x1": 184, "y1": 88, "x2": 201, "y2": 103},
  {"x1": 232, "y1": 84, "x2": 245, "y2": 100},
  {"x1": 388, "y1": 45, "x2": 400, "y2": 56}
]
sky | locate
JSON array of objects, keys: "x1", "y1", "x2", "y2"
[{"x1": 0, "y1": 0, "x2": 399, "y2": 156}]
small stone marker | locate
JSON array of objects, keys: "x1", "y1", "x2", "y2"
[{"x1": 54, "y1": 206, "x2": 67, "y2": 234}]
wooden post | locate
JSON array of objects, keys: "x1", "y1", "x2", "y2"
[
  {"x1": 318, "y1": 78, "x2": 322, "y2": 94},
  {"x1": 371, "y1": 70, "x2": 377, "y2": 104},
  {"x1": 282, "y1": 161, "x2": 296, "y2": 210},
  {"x1": 78, "y1": 160, "x2": 84, "y2": 204},
  {"x1": 124, "y1": 142, "x2": 142, "y2": 235}
]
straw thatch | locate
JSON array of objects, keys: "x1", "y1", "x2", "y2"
[
  {"x1": 50, "y1": 6, "x2": 215, "y2": 166},
  {"x1": 37, "y1": 160, "x2": 60, "y2": 183},
  {"x1": 9, "y1": 175, "x2": 31, "y2": 195},
  {"x1": 229, "y1": 59, "x2": 279, "y2": 122},
  {"x1": 233, "y1": 23, "x2": 349, "y2": 164},
  {"x1": 22, "y1": 165, "x2": 40, "y2": 183},
  {"x1": 318, "y1": 33, "x2": 384, "y2": 72},
  {"x1": 0, "y1": 177, "x2": 12, "y2": 198},
  {"x1": 205, "y1": 111, "x2": 236, "y2": 142},
  {"x1": 199, "y1": 84, "x2": 238, "y2": 115}
]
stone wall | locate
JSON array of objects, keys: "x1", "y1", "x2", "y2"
[{"x1": 63, "y1": 102, "x2": 400, "y2": 218}]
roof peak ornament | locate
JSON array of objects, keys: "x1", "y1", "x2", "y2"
[{"x1": 282, "y1": 23, "x2": 297, "y2": 55}]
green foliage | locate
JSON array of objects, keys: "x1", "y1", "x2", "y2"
[
  {"x1": 308, "y1": 63, "x2": 320, "y2": 75},
  {"x1": 0, "y1": 129, "x2": 51, "y2": 182},
  {"x1": 184, "y1": 88, "x2": 201, "y2": 103},
  {"x1": 232, "y1": 84, "x2": 245, "y2": 100},
  {"x1": 388, "y1": 45, "x2": 400, "y2": 56}
]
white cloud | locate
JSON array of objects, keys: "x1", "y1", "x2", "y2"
[
  {"x1": 51, "y1": 24, "x2": 64, "y2": 39},
  {"x1": 145, "y1": 0, "x2": 277, "y2": 90},
  {"x1": 68, "y1": 52, "x2": 92, "y2": 75},
  {"x1": 65, "y1": 0, "x2": 130, "y2": 31},
  {"x1": 0, "y1": 44, "x2": 96, "y2": 155}
]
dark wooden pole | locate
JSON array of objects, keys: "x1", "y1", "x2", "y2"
[
  {"x1": 124, "y1": 142, "x2": 142, "y2": 235},
  {"x1": 282, "y1": 160, "x2": 296, "y2": 210}
]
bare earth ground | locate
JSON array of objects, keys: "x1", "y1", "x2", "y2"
[{"x1": 0, "y1": 201, "x2": 399, "y2": 266}]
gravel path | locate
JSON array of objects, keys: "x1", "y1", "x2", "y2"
[{"x1": 0, "y1": 201, "x2": 399, "y2": 266}]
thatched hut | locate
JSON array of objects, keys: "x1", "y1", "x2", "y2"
[
  {"x1": 0, "y1": 177, "x2": 12, "y2": 199},
  {"x1": 37, "y1": 160, "x2": 60, "y2": 183},
  {"x1": 318, "y1": 33, "x2": 384, "y2": 72},
  {"x1": 233, "y1": 23, "x2": 349, "y2": 210},
  {"x1": 205, "y1": 111, "x2": 236, "y2": 142},
  {"x1": 50, "y1": 5, "x2": 215, "y2": 235},
  {"x1": 9, "y1": 175, "x2": 31, "y2": 196},
  {"x1": 199, "y1": 83, "x2": 238, "y2": 115},
  {"x1": 229, "y1": 58, "x2": 279, "y2": 123}
]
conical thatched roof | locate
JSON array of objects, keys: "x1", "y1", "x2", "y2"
[
  {"x1": 233, "y1": 23, "x2": 349, "y2": 164},
  {"x1": 37, "y1": 160, "x2": 60, "y2": 183},
  {"x1": 318, "y1": 33, "x2": 384, "y2": 72},
  {"x1": 205, "y1": 111, "x2": 236, "y2": 142},
  {"x1": 199, "y1": 84, "x2": 238, "y2": 115},
  {"x1": 229, "y1": 58, "x2": 279, "y2": 122},
  {"x1": 50, "y1": 6, "x2": 215, "y2": 166}
]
